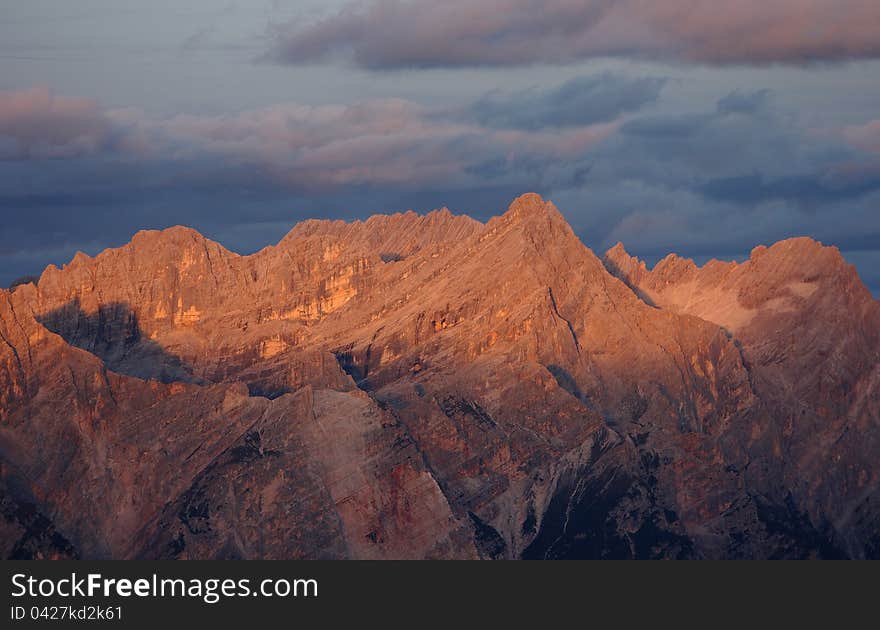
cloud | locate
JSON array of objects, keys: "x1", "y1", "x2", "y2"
[
  {"x1": 716, "y1": 89, "x2": 773, "y2": 116},
  {"x1": 123, "y1": 99, "x2": 612, "y2": 190},
  {"x1": 0, "y1": 87, "x2": 114, "y2": 159},
  {"x1": 470, "y1": 74, "x2": 666, "y2": 129},
  {"x1": 600, "y1": 91, "x2": 880, "y2": 211},
  {"x1": 0, "y1": 81, "x2": 622, "y2": 193},
  {"x1": 700, "y1": 170, "x2": 880, "y2": 207},
  {"x1": 268, "y1": 0, "x2": 880, "y2": 69},
  {"x1": 843, "y1": 120, "x2": 880, "y2": 154}
]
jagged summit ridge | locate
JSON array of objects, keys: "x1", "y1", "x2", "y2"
[
  {"x1": 28, "y1": 193, "x2": 866, "y2": 304},
  {"x1": 604, "y1": 235, "x2": 848, "y2": 279}
]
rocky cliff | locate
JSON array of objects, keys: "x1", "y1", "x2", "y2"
[{"x1": 1, "y1": 193, "x2": 878, "y2": 558}]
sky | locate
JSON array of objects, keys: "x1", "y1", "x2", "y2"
[{"x1": 1, "y1": 0, "x2": 879, "y2": 294}]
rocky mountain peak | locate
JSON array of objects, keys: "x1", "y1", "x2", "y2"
[
  {"x1": 747, "y1": 236, "x2": 850, "y2": 280},
  {"x1": 605, "y1": 242, "x2": 629, "y2": 258},
  {"x1": 129, "y1": 225, "x2": 212, "y2": 249},
  {"x1": 603, "y1": 242, "x2": 648, "y2": 283},
  {"x1": 500, "y1": 192, "x2": 565, "y2": 224},
  {"x1": 481, "y1": 193, "x2": 582, "y2": 264}
]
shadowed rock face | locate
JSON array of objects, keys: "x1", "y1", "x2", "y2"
[{"x1": 1, "y1": 193, "x2": 878, "y2": 559}]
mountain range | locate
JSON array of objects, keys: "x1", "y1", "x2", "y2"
[{"x1": 1, "y1": 193, "x2": 878, "y2": 559}]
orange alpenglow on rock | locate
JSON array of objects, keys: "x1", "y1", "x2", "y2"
[{"x1": 1, "y1": 193, "x2": 878, "y2": 559}]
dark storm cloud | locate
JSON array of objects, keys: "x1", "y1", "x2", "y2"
[
  {"x1": 608, "y1": 90, "x2": 804, "y2": 183},
  {"x1": 601, "y1": 90, "x2": 880, "y2": 212},
  {"x1": 470, "y1": 74, "x2": 666, "y2": 130},
  {"x1": 700, "y1": 171, "x2": 880, "y2": 207},
  {"x1": 619, "y1": 113, "x2": 713, "y2": 139},
  {"x1": 716, "y1": 89, "x2": 773, "y2": 116},
  {"x1": 269, "y1": 0, "x2": 880, "y2": 69}
]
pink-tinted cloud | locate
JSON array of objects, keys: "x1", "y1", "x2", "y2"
[
  {"x1": 0, "y1": 86, "x2": 618, "y2": 191},
  {"x1": 269, "y1": 0, "x2": 880, "y2": 68},
  {"x1": 0, "y1": 88, "x2": 115, "y2": 159},
  {"x1": 134, "y1": 99, "x2": 616, "y2": 189},
  {"x1": 843, "y1": 120, "x2": 880, "y2": 154}
]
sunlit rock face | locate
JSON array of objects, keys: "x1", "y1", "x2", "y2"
[{"x1": 1, "y1": 193, "x2": 878, "y2": 559}]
